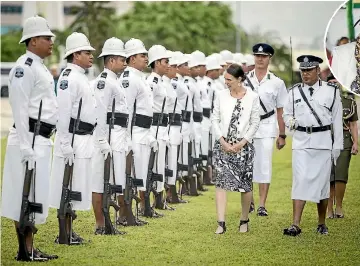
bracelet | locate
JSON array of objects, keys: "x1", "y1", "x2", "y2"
[{"x1": 279, "y1": 134, "x2": 287, "y2": 139}]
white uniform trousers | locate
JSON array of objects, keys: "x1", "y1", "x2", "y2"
[
  {"x1": 179, "y1": 122, "x2": 191, "y2": 176},
  {"x1": 253, "y1": 137, "x2": 275, "y2": 183},
  {"x1": 49, "y1": 156, "x2": 92, "y2": 210},
  {"x1": 201, "y1": 117, "x2": 211, "y2": 166},
  {"x1": 153, "y1": 139, "x2": 166, "y2": 192},
  {"x1": 292, "y1": 149, "x2": 331, "y2": 203},
  {"x1": 1, "y1": 144, "x2": 52, "y2": 224},
  {"x1": 193, "y1": 121, "x2": 202, "y2": 159},
  {"x1": 167, "y1": 144, "x2": 178, "y2": 185},
  {"x1": 91, "y1": 147, "x2": 126, "y2": 194},
  {"x1": 132, "y1": 142, "x2": 151, "y2": 192}
]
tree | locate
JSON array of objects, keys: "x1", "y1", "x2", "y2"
[
  {"x1": 115, "y1": 1, "x2": 236, "y2": 55},
  {"x1": 1, "y1": 30, "x2": 25, "y2": 62}
]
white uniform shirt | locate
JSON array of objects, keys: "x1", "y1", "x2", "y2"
[
  {"x1": 147, "y1": 72, "x2": 168, "y2": 141},
  {"x1": 54, "y1": 63, "x2": 97, "y2": 158},
  {"x1": 163, "y1": 75, "x2": 180, "y2": 114},
  {"x1": 184, "y1": 76, "x2": 202, "y2": 113},
  {"x1": 215, "y1": 78, "x2": 226, "y2": 91},
  {"x1": 245, "y1": 70, "x2": 288, "y2": 138},
  {"x1": 283, "y1": 81, "x2": 343, "y2": 150},
  {"x1": 8, "y1": 50, "x2": 58, "y2": 148},
  {"x1": 119, "y1": 66, "x2": 153, "y2": 144},
  {"x1": 200, "y1": 76, "x2": 214, "y2": 109},
  {"x1": 212, "y1": 88, "x2": 260, "y2": 143},
  {"x1": 93, "y1": 68, "x2": 129, "y2": 151},
  {"x1": 172, "y1": 74, "x2": 192, "y2": 112}
]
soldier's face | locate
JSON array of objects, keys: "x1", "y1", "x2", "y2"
[
  {"x1": 247, "y1": 65, "x2": 255, "y2": 72},
  {"x1": 300, "y1": 67, "x2": 319, "y2": 85},
  {"x1": 254, "y1": 54, "x2": 270, "y2": 69},
  {"x1": 157, "y1": 58, "x2": 170, "y2": 76},
  {"x1": 219, "y1": 66, "x2": 225, "y2": 75},
  {"x1": 198, "y1": 65, "x2": 206, "y2": 77},
  {"x1": 132, "y1": 53, "x2": 148, "y2": 71},
  {"x1": 207, "y1": 69, "x2": 219, "y2": 79},
  {"x1": 178, "y1": 63, "x2": 189, "y2": 76},
  {"x1": 76, "y1": 51, "x2": 93, "y2": 69},
  {"x1": 241, "y1": 63, "x2": 247, "y2": 73},
  {"x1": 167, "y1": 65, "x2": 177, "y2": 78},
  {"x1": 190, "y1": 66, "x2": 200, "y2": 77},
  {"x1": 33, "y1": 36, "x2": 53, "y2": 58},
  {"x1": 114, "y1": 56, "x2": 127, "y2": 73}
]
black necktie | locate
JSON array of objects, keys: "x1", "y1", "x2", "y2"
[{"x1": 309, "y1": 87, "x2": 314, "y2": 96}]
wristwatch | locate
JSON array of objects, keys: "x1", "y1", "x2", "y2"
[{"x1": 279, "y1": 134, "x2": 287, "y2": 139}]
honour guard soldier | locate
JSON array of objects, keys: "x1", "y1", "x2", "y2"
[
  {"x1": 283, "y1": 55, "x2": 343, "y2": 236},
  {"x1": 119, "y1": 39, "x2": 157, "y2": 215},
  {"x1": 147, "y1": 45, "x2": 171, "y2": 214},
  {"x1": 49, "y1": 32, "x2": 97, "y2": 243},
  {"x1": 91, "y1": 37, "x2": 128, "y2": 234},
  {"x1": 211, "y1": 53, "x2": 227, "y2": 91},
  {"x1": 244, "y1": 43, "x2": 288, "y2": 216},
  {"x1": 244, "y1": 54, "x2": 255, "y2": 73},
  {"x1": 331, "y1": 34, "x2": 360, "y2": 95},
  {"x1": 1, "y1": 15, "x2": 58, "y2": 261}
]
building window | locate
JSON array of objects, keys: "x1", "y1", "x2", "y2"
[
  {"x1": 64, "y1": 6, "x2": 77, "y2": 15},
  {"x1": 1, "y1": 5, "x2": 22, "y2": 14},
  {"x1": 1, "y1": 25, "x2": 22, "y2": 35}
]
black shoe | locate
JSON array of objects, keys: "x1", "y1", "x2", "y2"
[
  {"x1": 15, "y1": 248, "x2": 58, "y2": 261},
  {"x1": 94, "y1": 227, "x2": 105, "y2": 235},
  {"x1": 316, "y1": 224, "x2": 329, "y2": 235},
  {"x1": 283, "y1": 224, "x2": 302, "y2": 236},
  {"x1": 239, "y1": 219, "x2": 250, "y2": 233},
  {"x1": 34, "y1": 248, "x2": 58, "y2": 260},
  {"x1": 215, "y1": 221, "x2": 226, "y2": 234},
  {"x1": 163, "y1": 203, "x2": 176, "y2": 210},
  {"x1": 257, "y1": 206, "x2": 268, "y2": 216},
  {"x1": 249, "y1": 202, "x2": 255, "y2": 213},
  {"x1": 116, "y1": 217, "x2": 127, "y2": 226}
]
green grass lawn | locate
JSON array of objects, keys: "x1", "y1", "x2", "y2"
[{"x1": 1, "y1": 138, "x2": 360, "y2": 265}]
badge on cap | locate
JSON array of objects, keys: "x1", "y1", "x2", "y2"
[
  {"x1": 59, "y1": 80, "x2": 68, "y2": 90},
  {"x1": 304, "y1": 57, "x2": 309, "y2": 62},
  {"x1": 258, "y1": 46, "x2": 263, "y2": 52},
  {"x1": 14, "y1": 67, "x2": 24, "y2": 78}
]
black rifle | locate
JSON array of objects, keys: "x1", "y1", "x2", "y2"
[
  {"x1": 124, "y1": 100, "x2": 145, "y2": 226},
  {"x1": 17, "y1": 100, "x2": 44, "y2": 261},
  {"x1": 57, "y1": 99, "x2": 83, "y2": 245},
  {"x1": 143, "y1": 98, "x2": 165, "y2": 217},
  {"x1": 102, "y1": 98, "x2": 123, "y2": 234}
]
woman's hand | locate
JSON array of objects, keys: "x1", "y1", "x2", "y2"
[
  {"x1": 351, "y1": 143, "x2": 358, "y2": 155},
  {"x1": 220, "y1": 138, "x2": 235, "y2": 153},
  {"x1": 233, "y1": 139, "x2": 248, "y2": 153}
]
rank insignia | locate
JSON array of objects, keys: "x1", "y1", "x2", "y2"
[
  {"x1": 62, "y1": 69, "x2": 72, "y2": 77},
  {"x1": 172, "y1": 83, "x2": 177, "y2": 90},
  {"x1": 14, "y1": 67, "x2": 24, "y2": 78},
  {"x1": 153, "y1": 76, "x2": 158, "y2": 84},
  {"x1": 97, "y1": 80, "x2": 105, "y2": 90},
  {"x1": 123, "y1": 71, "x2": 129, "y2": 78},
  {"x1": 100, "y1": 72, "x2": 108, "y2": 79},
  {"x1": 59, "y1": 80, "x2": 68, "y2": 90},
  {"x1": 122, "y1": 80, "x2": 129, "y2": 88},
  {"x1": 25, "y1": 58, "x2": 33, "y2": 66}
]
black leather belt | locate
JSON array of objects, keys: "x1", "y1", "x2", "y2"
[
  {"x1": 152, "y1": 113, "x2": 169, "y2": 127},
  {"x1": 169, "y1": 113, "x2": 182, "y2": 126},
  {"x1": 13, "y1": 118, "x2": 56, "y2": 139},
  {"x1": 193, "y1": 111, "x2": 203, "y2": 122},
  {"x1": 69, "y1": 118, "x2": 96, "y2": 135},
  {"x1": 296, "y1": 125, "x2": 332, "y2": 134},
  {"x1": 134, "y1": 114, "x2": 152, "y2": 129},
  {"x1": 182, "y1": 111, "x2": 192, "y2": 123},
  {"x1": 107, "y1": 112, "x2": 129, "y2": 128},
  {"x1": 260, "y1": 109, "x2": 275, "y2": 120},
  {"x1": 203, "y1": 108, "x2": 211, "y2": 118}
]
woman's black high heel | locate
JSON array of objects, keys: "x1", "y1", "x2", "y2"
[
  {"x1": 239, "y1": 219, "x2": 249, "y2": 233},
  {"x1": 215, "y1": 221, "x2": 226, "y2": 234}
]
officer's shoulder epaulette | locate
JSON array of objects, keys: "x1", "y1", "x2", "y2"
[
  {"x1": 153, "y1": 76, "x2": 158, "y2": 84},
  {"x1": 288, "y1": 83, "x2": 301, "y2": 90},
  {"x1": 184, "y1": 79, "x2": 189, "y2": 83},
  {"x1": 327, "y1": 82, "x2": 340, "y2": 90},
  {"x1": 62, "y1": 69, "x2": 72, "y2": 77},
  {"x1": 207, "y1": 81, "x2": 211, "y2": 87},
  {"x1": 173, "y1": 77, "x2": 178, "y2": 81},
  {"x1": 25, "y1": 58, "x2": 33, "y2": 66},
  {"x1": 100, "y1": 72, "x2": 107, "y2": 79},
  {"x1": 123, "y1": 70, "x2": 129, "y2": 78},
  {"x1": 267, "y1": 73, "x2": 271, "y2": 79}
]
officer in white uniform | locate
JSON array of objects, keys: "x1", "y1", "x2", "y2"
[
  {"x1": 244, "y1": 43, "x2": 288, "y2": 216},
  {"x1": 331, "y1": 35, "x2": 360, "y2": 95},
  {"x1": 283, "y1": 55, "x2": 343, "y2": 236},
  {"x1": 172, "y1": 52, "x2": 192, "y2": 194},
  {"x1": 234, "y1": 53, "x2": 248, "y2": 73},
  {"x1": 146, "y1": 45, "x2": 171, "y2": 213},
  {"x1": 1, "y1": 15, "x2": 58, "y2": 262},
  {"x1": 163, "y1": 51, "x2": 186, "y2": 203},
  {"x1": 210, "y1": 53, "x2": 227, "y2": 91},
  {"x1": 49, "y1": 32, "x2": 97, "y2": 243},
  {"x1": 91, "y1": 37, "x2": 128, "y2": 234},
  {"x1": 118, "y1": 39, "x2": 157, "y2": 214}
]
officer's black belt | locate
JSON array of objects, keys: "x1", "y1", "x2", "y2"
[
  {"x1": 260, "y1": 109, "x2": 275, "y2": 120},
  {"x1": 193, "y1": 112, "x2": 203, "y2": 122},
  {"x1": 69, "y1": 118, "x2": 96, "y2": 135},
  {"x1": 134, "y1": 114, "x2": 152, "y2": 129},
  {"x1": 203, "y1": 108, "x2": 211, "y2": 118},
  {"x1": 13, "y1": 118, "x2": 56, "y2": 139},
  {"x1": 182, "y1": 111, "x2": 192, "y2": 123},
  {"x1": 169, "y1": 113, "x2": 182, "y2": 126},
  {"x1": 296, "y1": 125, "x2": 332, "y2": 134},
  {"x1": 152, "y1": 113, "x2": 169, "y2": 127},
  {"x1": 107, "y1": 112, "x2": 129, "y2": 128}
]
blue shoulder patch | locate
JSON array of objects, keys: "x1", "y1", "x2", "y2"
[
  {"x1": 14, "y1": 67, "x2": 24, "y2": 78},
  {"x1": 59, "y1": 80, "x2": 68, "y2": 90},
  {"x1": 122, "y1": 80, "x2": 129, "y2": 88},
  {"x1": 97, "y1": 80, "x2": 105, "y2": 90}
]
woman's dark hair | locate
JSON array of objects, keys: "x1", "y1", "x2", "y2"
[
  {"x1": 336, "y1": 36, "x2": 349, "y2": 46},
  {"x1": 226, "y1": 64, "x2": 246, "y2": 82}
]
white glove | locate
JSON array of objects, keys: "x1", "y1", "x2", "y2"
[
  {"x1": 61, "y1": 144, "x2": 74, "y2": 166},
  {"x1": 166, "y1": 138, "x2": 171, "y2": 149},
  {"x1": 332, "y1": 149, "x2": 341, "y2": 165},
  {"x1": 99, "y1": 139, "x2": 112, "y2": 160},
  {"x1": 148, "y1": 135, "x2": 158, "y2": 152},
  {"x1": 20, "y1": 148, "x2": 36, "y2": 170}
]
